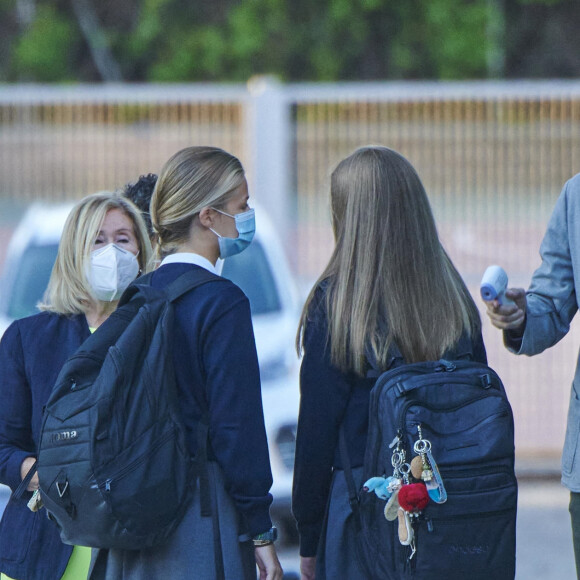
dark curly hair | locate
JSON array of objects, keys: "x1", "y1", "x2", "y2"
[{"x1": 122, "y1": 173, "x2": 158, "y2": 240}]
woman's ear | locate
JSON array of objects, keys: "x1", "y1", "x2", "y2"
[{"x1": 198, "y1": 207, "x2": 215, "y2": 228}]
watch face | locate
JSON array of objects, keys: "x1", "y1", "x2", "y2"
[{"x1": 254, "y1": 526, "x2": 278, "y2": 542}]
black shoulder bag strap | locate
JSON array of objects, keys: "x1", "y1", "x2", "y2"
[
  {"x1": 338, "y1": 428, "x2": 360, "y2": 514},
  {"x1": 339, "y1": 424, "x2": 372, "y2": 577},
  {"x1": 13, "y1": 459, "x2": 37, "y2": 500}
]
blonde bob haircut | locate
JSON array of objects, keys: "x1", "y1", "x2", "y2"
[
  {"x1": 297, "y1": 146, "x2": 481, "y2": 377},
  {"x1": 40, "y1": 192, "x2": 152, "y2": 315},
  {"x1": 151, "y1": 146, "x2": 245, "y2": 259}
]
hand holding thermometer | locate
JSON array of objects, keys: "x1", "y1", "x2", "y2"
[{"x1": 480, "y1": 265, "x2": 515, "y2": 306}]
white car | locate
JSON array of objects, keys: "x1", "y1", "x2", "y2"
[{"x1": 0, "y1": 203, "x2": 301, "y2": 543}]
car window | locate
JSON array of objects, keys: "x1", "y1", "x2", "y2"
[
  {"x1": 5, "y1": 240, "x2": 280, "y2": 321},
  {"x1": 6, "y1": 243, "x2": 59, "y2": 320},
  {"x1": 221, "y1": 241, "x2": 282, "y2": 315}
]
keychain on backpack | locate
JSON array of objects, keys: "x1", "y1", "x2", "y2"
[
  {"x1": 363, "y1": 433, "x2": 405, "y2": 502},
  {"x1": 397, "y1": 507, "x2": 416, "y2": 558},
  {"x1": 397, "y1": 482, "x2": 430, "y2": 559},
  {"x1": 363, "y1": 476, "x2": 399, "y2": 500},
  {"x1": 413, "y1": 425, "x2": 447, "y2": 504},
  {"x1": 383, "y1": 437, "x2": 410, "y2": 521},
  {"x1": 393, "y1": 443, "x2": 429, "y2": 559}
]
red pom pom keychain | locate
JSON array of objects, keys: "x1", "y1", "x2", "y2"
[{"x1": 397, "y1": 482, "x2": 430, "y2": 513}]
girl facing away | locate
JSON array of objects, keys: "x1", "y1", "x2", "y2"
[{"x1": 292, "y1": 146, "x2": 487, "y2": 580}]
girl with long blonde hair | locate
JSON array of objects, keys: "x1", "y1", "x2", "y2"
[{"x1": 292, "y1": 146, "x2": 485, "y2": 580}]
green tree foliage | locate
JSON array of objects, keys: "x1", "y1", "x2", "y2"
[
  {"x1": 422, "y1": 0, "x2": 490, "y2": 79},
  {"x1": 0, "y1": 0, "x2": 578, "y2": 82},
  {"x1": 12, "y1": 4, "x2": 78, "y2": 81},
  {"x1": 0, "y1": 0, "x2": 18, "y2": 79}
]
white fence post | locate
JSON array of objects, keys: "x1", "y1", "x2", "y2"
[{"x1": 245, "y1": 76, "x2": 292, "y2": 243}]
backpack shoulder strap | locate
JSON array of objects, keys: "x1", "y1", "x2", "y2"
[
  {"x1": 164, "y1": 267, "x2": 223, "y2": 303},
  {"x1": 119, "y1": 267, "x2": 222, "y2": 307},
  {"x1": 13, "y1": 460, "x2": 37, "y2": 500}
]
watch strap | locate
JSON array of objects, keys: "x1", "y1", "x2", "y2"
[{"x1": 252, "y1": 526, "x2": 278, "y2": 546}]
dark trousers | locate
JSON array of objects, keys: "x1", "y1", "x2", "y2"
[{"x1": 569, "y1": 491, "x2": 580, "y2": 579}]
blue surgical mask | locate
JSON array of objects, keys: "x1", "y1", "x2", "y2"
[{"x1": 210, "y1": 208, "x2": 256, "y2": 259}]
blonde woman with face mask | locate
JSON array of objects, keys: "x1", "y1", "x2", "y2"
[
  {"x1": 89, "y1": 147, "x2": 283, "y2": 580},
  {"x1": 0, "y1": 192, "x2": 151, "y2": 580}
]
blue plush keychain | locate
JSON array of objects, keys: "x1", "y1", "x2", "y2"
[{"x1": 363, "y1": 476, "x2": 400, "y2": 500}]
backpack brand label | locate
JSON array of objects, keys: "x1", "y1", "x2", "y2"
[
  {"x1": 448, "y1": 543, "x2": 489, "y2": 556},
  {"x1": 52, "y1": 430, "x2": 78, "y2": 442}
]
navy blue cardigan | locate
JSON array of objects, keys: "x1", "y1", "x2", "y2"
[
  {"x1": 150, "y1": 263, "x2": 273, "y2": 537},
  {"x1": 0, "y1": 264, "x2": 273, "y2": 579},
  {"x1": 0, "y1": 312, "x2": 90, "y2": 580},
  {"x1": 292, "y1": 284, "x2": 487, "y2": 557}
]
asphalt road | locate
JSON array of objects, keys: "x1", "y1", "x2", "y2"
[{"x1": 0, "y1": 479, "x2": 575, "y2": 579}]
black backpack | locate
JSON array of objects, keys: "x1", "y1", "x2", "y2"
[
  {"x1": 342, "y1": 345, "x2": 517, "y2": 580},
  {"x1": 35, "y1": 268, "x2": 222, "y2": 550}
]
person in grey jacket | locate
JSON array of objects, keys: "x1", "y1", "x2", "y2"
[{"x1": 485, "y1": 172, "x2": 580, "y2": 575}]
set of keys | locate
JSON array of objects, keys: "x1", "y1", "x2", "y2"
[
  {"x1": 363, "y1": 425, "x2": 447, "y2": 560},
  {"x1": 388, "y1": 436, "x2": 417, "y2": 558},
  {"x1": 410, "y1": 425, "x2": 447, "y2": 504}
]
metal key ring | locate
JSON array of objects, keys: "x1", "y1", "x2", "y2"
[
  {"x1": 391, "y1": 450, "x2": 405, "y2": 468},
  {"x1": 399, "y1": 463, "x2": 411, "y2": 475},
  {"x1": 413, "y1": 439, "x2": 431, "y2": 454}
]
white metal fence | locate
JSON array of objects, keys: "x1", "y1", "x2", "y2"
[{"x1": 2, "y1": 79, "x2": 580, "y2": 464}]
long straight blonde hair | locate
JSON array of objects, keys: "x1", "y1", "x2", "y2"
[{"x1": 297, "y1": 146, "x2": 481, "y2": 376}]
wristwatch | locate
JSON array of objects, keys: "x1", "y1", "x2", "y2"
[{"x1": 252, "y1": 526, "x2": 278, "y2": 546}]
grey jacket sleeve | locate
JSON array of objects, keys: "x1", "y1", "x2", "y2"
[{"x1": 507, "y1": 175, "x2": 580, "y2": 355}]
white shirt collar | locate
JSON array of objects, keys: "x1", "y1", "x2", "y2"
[{"x1": 159, "y1": 253, "x2": 218, "y2": 275}]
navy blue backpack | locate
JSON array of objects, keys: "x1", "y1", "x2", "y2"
[
  {"x1": 342, "y1": 345, "x2": 517, "y2": 580},
  {"x1": 34, "y1": 268, "x2": 223, "y2": 550}
]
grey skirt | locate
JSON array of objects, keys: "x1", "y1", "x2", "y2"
[
  {"x1": 89, "y1": 462, "x2": 256, "y2": 580},
  {"x1": 316, "y1": 467, "x2": 368, "y2": 580}
]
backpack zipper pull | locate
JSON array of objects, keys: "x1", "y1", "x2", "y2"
[
  {"x1": 105, "y1": 479, "x2": 112, "y2": 492},
  {"x1": 436, "y1": 360, "x2": 456, "y2": 372}
]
